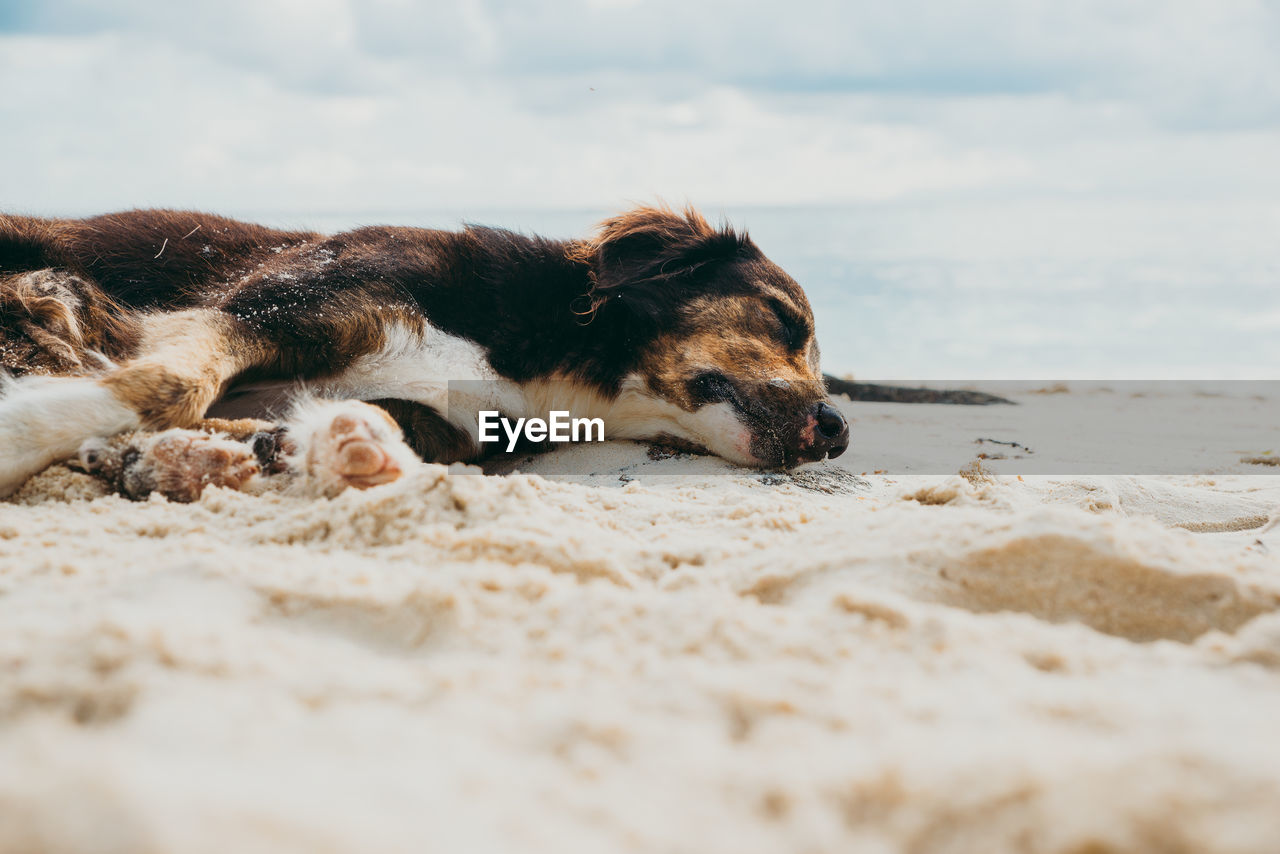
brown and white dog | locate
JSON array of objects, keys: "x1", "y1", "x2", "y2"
[{"x1": 0, "y1": 205, "x2": 848, "y2": 500}]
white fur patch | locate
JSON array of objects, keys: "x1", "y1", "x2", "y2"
[
  {"x1": 310, "y1": 323, "x2": 496, "y2": 405},
  {"x1": 673, "y1": 401, "x2": 757, "y2": 462},
  {"x1": 0, "y1": 375, "x2": 140, "y2": 495},
  {"x1": 305, "y1": 322, "x2": 523, "y2": 445}
]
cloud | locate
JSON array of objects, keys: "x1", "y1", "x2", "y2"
[
  {"x1": 2, "y1": 0, "x2": 1278, "y2": 214},
  {"x1": 12, "y1": 0, "x2": 1279, "y2": 111}
]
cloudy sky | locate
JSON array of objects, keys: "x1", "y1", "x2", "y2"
[{"x1": 3, "y1": 0, "x2": 1279, "y2": 216}]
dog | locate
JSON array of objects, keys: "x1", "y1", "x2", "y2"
[{"x1": 0, "y1": 204, "x2": 849, "y2": 500}]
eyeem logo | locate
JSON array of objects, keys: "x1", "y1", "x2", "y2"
[{"x1": 478, "y1": 411, "x2": 605, "y2": 452}]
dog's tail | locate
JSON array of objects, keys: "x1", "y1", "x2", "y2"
[
  {"x1": 0, "y1": 215, "x2": 144, "y2": 376},
  {"x1": 0, "y1": 268, "x2": 136, "y2": 377}
]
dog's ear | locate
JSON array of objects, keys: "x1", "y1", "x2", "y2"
[{"x1": 574, "y1": 205, "x2": 756, "y2": 326}]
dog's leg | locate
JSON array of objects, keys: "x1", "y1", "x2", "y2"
[
  {"x1": 0, "y1": 374, "x2": 144, "y2": 496},
  {"x1": 98, "y1": 310, "x2": 271, "y2": 430},
  {"x1": 0, "y1": 309, "x2": 269, "y2": 496},
  {"x1": 75, "y1": 402, "x2": 420, "y2": 501},
  {"x1": 282, "y1": 398, "x2": 422, "y2": 497},
  {"x1": 365, "y1": 398, "x2": 477, "y2": 464}
]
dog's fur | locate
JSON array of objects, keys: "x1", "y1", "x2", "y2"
[{"x1": 0, "y1": 205, "x2": 848, "y2": 500}]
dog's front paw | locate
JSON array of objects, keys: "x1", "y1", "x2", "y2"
[
  {"x1": 146, "y1": 432, "x2": 261, "y2": 501},
  {"x1": 321, "y1": 410, "x2": 406, "y2": 488},
  {"x1": 292, "y1": 400, "x2": 419, "y2": 496},
  {"x1": 80, "y1": 430, "x2": 262, "y2": 502}
]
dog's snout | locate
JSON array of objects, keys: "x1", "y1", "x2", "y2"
[
  {"x1": 815, "y1": 402, "x2": 845, "y2": 440},
  {"x1": 807, "y1": 401, "x2": 849, "y2": 460}
]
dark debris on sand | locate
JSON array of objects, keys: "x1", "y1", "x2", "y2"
[{"x1": 823, "y1": 375, "x2": 1014, "y2": 406}]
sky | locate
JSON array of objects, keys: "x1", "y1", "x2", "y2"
[{"x1": 3, "y1": 0, "x2": 1280, "y2": 216}]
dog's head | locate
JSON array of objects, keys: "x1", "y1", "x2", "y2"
[{"x1": 579, "y1": 205, "x2": 848, "y2": 468}]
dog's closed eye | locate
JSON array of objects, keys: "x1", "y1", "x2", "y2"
[
  {"x1": 767, "y1": 299, "x2": 807, "y2": 351},
  {"x1": 689, "y1": 371, "x2": 738, "y2": 406}
]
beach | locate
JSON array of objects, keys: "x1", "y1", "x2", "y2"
[{"x1": 3, "y1": 385, "x2": 1280, "y2": 853}]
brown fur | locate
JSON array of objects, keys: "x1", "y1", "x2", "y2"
[
  {"x1": 100, "y1": 310, "x2": 276, "y2": 428},
  {"x1": 640, "y1": 295, "x2": 824, "y2": 412}
]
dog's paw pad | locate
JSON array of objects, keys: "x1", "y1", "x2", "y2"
[
  {"x1": 337, "y1": 438, "x2": 399, "y2": 481},
  {"x1": 305, "y1": 403, "x2": 411, "y2": 492},
  {"x1": 135, "y1": 431, "x2": 261, "y2": 502}
]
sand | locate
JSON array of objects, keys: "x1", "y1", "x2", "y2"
[{"x1": 2, "y1": 386, "x2": 1280, "y2": 853}]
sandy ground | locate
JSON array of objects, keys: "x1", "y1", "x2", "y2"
[{"x1": 2, "y1": 387, "x2": 1280, "y2": 853}]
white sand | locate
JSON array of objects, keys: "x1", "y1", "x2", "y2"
[{"x1": 2, "y1": 387, "x2": 1280, "y2": 853}]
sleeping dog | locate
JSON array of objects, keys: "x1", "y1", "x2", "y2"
[{"x1": 0, "y1": 205, "x2": 848, "y2": 500}]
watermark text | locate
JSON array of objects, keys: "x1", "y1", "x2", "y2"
[{"x1": 478, "y1": 410, "x2": 605, "y2": 452}]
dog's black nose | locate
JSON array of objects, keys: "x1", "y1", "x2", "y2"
[
  {"x1": 812, "y1": 401, "x2": 849, "y2": 459},
  {"x1": 815, "y1": 402, "x2": 844, "y2": 439}
]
